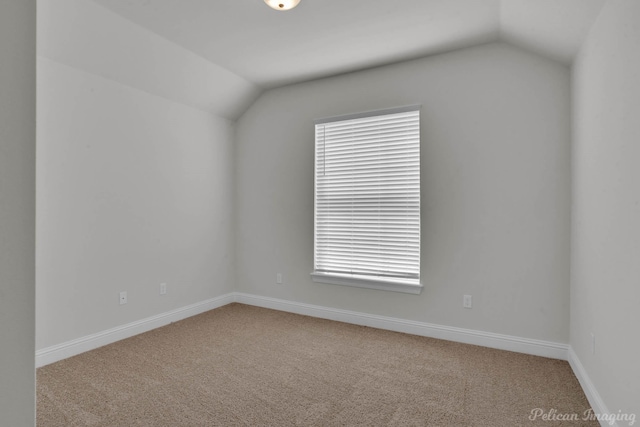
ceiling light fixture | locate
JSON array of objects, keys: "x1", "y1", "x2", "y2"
[{"x1": 264, "y1": 0, "x2": 300, "y2": 11}]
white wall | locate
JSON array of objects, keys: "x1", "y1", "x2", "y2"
[
  {"x1": 0, "y1": 1, "x2": 36, "y2": 425},
  {"x1": 38, "y1": 0, "x2": 260, "y2": 120},
  {"x1": 36, "y1": 4, "x2": 237, "y2": 350},
  {"x1": 235, "y1": 42, "x2": 572, "y2": 343},
  {"x1": 571, "y1": 0, "x2": 640, "y2": 416}
]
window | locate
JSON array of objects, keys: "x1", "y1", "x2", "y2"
[{"x1": 311, "y1": 106, "x2": 422, "y2": 294}]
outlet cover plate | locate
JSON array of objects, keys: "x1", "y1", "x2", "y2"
[{"x1": 463, "y1": 295, "x2": 472, "y2": 309}]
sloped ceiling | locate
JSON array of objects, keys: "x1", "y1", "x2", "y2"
[
  {"x1": 501, "y1": 0, "x2": 606, "y2": 65},
  {"x1": 91, "y1": 0, "x2": 605, "y2": 89},
  {"x1": 39, "y1": 0, "x2": 261, "y2": 120}
]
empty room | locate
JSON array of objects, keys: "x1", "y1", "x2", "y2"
[{"x1": 1, "y1": 0, "x2": 638, "y2": 425}]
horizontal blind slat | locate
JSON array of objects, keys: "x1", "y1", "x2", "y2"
[{"x1": 315, "y1": 108, "x2": 420, "y2": 281}]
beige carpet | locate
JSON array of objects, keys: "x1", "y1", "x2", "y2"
[{"x1": 37, "y1": 303, "x2": 596, "y2": 426}]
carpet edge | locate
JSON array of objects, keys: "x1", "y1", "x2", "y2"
[
  {"x1": 36, "y1": 291, "x2": 569, "y2": 363},
  {"x1": 35, "y1": 293, "x2": 235, "y2": 367},
  {"x1": 568, "y1": 347, "x2": 616, "y2": 427},
  {"x1": 234, "y1": 292, "x2": 570, "y2": 360}
]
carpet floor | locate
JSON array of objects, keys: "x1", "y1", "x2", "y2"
[{"x1": 37, "y1": 303, "x2": 596, "y2": 426}]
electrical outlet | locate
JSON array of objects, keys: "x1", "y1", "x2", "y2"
[
  {"x1": 276, "y1": 273, "x2": 283, "y2": 284},
  {"x1": 119, "y1": 291, "x2": 127, "y2": 305},
  {"x1": 160, "y1": 283, "x2": 167, "y2": 295},
  {"x1": 463, "y1": 295, "x2": 472, "y2": 309}
]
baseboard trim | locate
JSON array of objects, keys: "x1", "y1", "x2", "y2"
[
  {"x1": 35, "y1": 293, "x2": 235, "y2": 368},
  {"x1": 40, "y1": 292, "x2": 616, "y2": 421},
  {"x1": 568, "y1": 347, "x2": 616, "y2": 427},
  {"x1": 233, "y1": 293, "x2": 569, "y2": 360},
  {"x1": 36, "y1": 291, "x2": 569, "y2": 366}
]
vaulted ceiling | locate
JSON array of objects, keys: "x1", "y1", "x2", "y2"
[{"x1": 91, "y1": 0, "x2": 605, "y2": 89}]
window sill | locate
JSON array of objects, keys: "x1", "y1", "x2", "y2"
[{"x1": 310, "y1": 272, "x2": 423, "y2": 295}]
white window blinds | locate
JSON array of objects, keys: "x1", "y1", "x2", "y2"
[{"x1": 313, "y1": 106, "x2": 421, "y2": 287}]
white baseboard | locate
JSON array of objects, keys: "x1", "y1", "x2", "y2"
[
  {"x1": 35, "y1": 291, "x2": 568, "y2": 365},
  {"x1": 35, "y1": 293, "x2": 235, "y2": 367},
  {"x1": 40, "y1": 292, "x2": 619, "y2": 424},
  {"x1": 568, "y1": 347, "x2": 617, "y2": 427},
  {"x1": 234, "y1": 293, "x2": 569, "y2": 360}
]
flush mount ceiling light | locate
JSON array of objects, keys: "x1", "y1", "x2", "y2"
[{"x1": 264, "y1": 0, "x2": 300, "y2": 11}]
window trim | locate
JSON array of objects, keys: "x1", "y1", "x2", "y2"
[
  {"x1": 314, "y1": 104, "x2": 422, "y2": 125},
  {"x1": 310, "y1": 271, "x2": 424, "y2": 294},
  {"x1": 312, "y1": 105, "x2": 422, "y2": 295}
]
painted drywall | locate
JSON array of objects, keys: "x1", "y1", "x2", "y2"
[
  {"x1": 571, "y1": 0, "x2": 640, "y2": 416},
  {"x1": 235, "y1": 42, "x2": 571, "y2": 343},
  {"x1": 0, "y1": 1, "x2": 36, "y2": 425},
  {"x1": 36, "y1": 57, "x2": 236, "y2": 350},
  {"x1": 37, "y1": 0, "x2": 261, "y2": 120}
]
